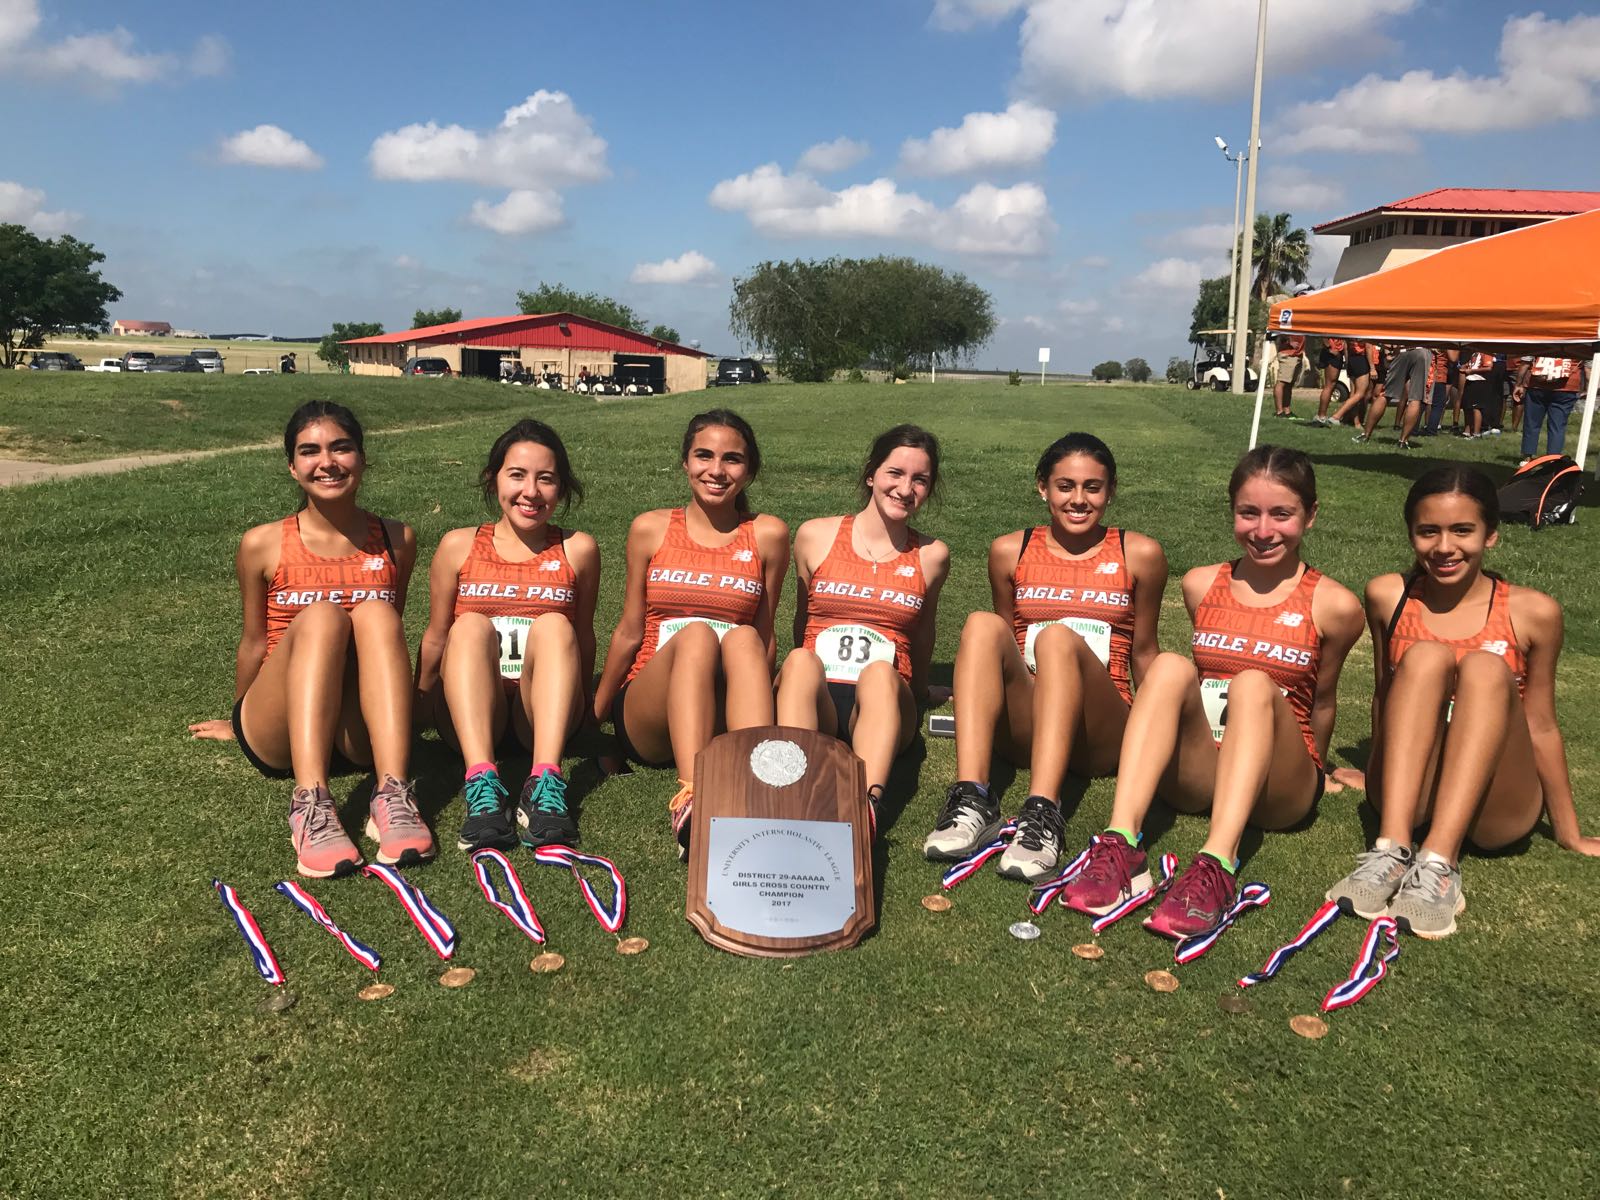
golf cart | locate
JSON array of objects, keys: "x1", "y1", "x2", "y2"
[{"x1": 1186, "y1": 330, "x2": 1259, "y2": 393}]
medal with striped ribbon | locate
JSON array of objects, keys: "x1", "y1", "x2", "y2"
[
  {"x1": 1091, "y1": 853, "x2": 1179, "y2": 933},
  {"x1": 941, "y1": 820, "x2": 1017, "y2": 890},
  {"x1": 1172, "y1": 882, "x2": 1271, "y2": 964},
  {"x1": 363, "y1": 863, "x2": 458, "y2": 960},
  {"x1": 1026, "y1": 840, "x2": 1096, "y2": 914},
  {"x1": 532, "y1": 845, "x2": 628, "y2": 933},
  {"x1": 1238, "y1": 900, "x2": 1342, "y2": 988},
  {"x1": 1320, "y1": 916, "x2": 1399, "y2": 1012},
  {"x1": 213, "y1": 880, "x2": 285, "y2": 986},
  {"x1": 274, "y1": 880, "x2": 382, "y2": 972},
  {"x1": 471, "y1": 849, "x2": 546, "y2": 944}
]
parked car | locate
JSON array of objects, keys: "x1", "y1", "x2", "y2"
[
  {"x1": 144, "y1": 355, "x2": 204, "y2": 373},
  {"x1": 27, "y1": 352, "x2": 85, "y2": 370},
  {"x1": 121, "y1": 350, "x2": 157, "y2": 372},
  {"x1": 241, "y1": 368, "x2": 275, "y2": 376},
  {"x1": 85, "y1": 358, "x2": 124, "y2": 373},
  {"x1": 189, "y1": 348, "x2": 225, "y2": 374},
  {"x1": 402, "y1": 356, "x2": 453, "y2": 377},
  {"x1": 712, "y1": 357, "x2": 768, "y2": 385}
]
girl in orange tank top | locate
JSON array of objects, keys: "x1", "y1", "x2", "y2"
[
  {"x1": 188, "y1": 401, "x2": 430, "y2": 880},
  {"x1": 591, "y1": 410, "x2": 790, "y2": 860},
  {"x1": 1325, "y1": 466, "x2": 1594, "y2": 940},
  {"x1": 777, "y1": 426, "x2": 950, "y2": 830},
  {"x1": 924, "y1": 433, "x2": 1168, "y2": 884},
  {"x1": 415, "y1": 420, "x2": 599, "y2": 854},
  {"x1": 1059, "y1": 447, "x2": 1365, "y2": 942}
]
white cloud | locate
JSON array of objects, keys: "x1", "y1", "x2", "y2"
[
  {"x1": 710, "y1": 164, "x2": 1054, "y2": 256},
  {"x1": 898, "y1": 101, "x2": 1056, "y2": 175},
  {"x1": 1259, "y1": 166, "x2": 1343, "y2": 211},
  {"x1": 218, "y1": 125, "x2": 323, "y2": 170},
  {"x1": 1308, "y1": 234, "x2": 1344, "y2": 287},
  {"x1": 189, "y1": 33, "x2": 229, "y2": 76},
  {"x1": 629, "y1": 250, "x2": 719, "y2": 285},
  {"x1": 1275, "y1": 12, "x2": 1600, "y2": 153},
  {"x1": 1131, "y1": 257, "x2": 1206, "y2": 292},
  {"x1": 929, "y1": 0, "x2": 1026, "y2": 31},
  {"x1": 468, "y1": 189, "x2": 565, "y2": 235},
  {"x1": 369, "y1": 91, "x2": 608, "y2": 188},
  {"x1": 0, "y1": 1, "x2": 228, "y2": 87},
  {"x1": 0, "y1": 180, "x2": 76, "y2": 235},
  {"x1": 797, "y1": 136, "x2": 870, "y2": 174}
]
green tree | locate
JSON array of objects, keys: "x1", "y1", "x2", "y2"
[
  {"x1": 412, "y1": 307, "x2": 462, "y2": 329},
  {"x1": 1125, "y1": 356, "x2": 1152, "y2": 383},
  {"x1": 1165, "y1": 355, "x2": 1192, "y2": 384},
  {"x1": 1189, "y1": 275, "x2": 1266, "y2": 346},
  {"x1": 516, "y1": 283, "x2": 644, "y2": 331},
  {"x1": 0, "y1": 224, "x2": 121, "y2": 368},
  {"x1": 1091, "y1": 360, "x2": 1124, "y2": 381},
  {"x1": 648, "y1": 323, "x2": 680, "y2": 344},
  {"x1": 1245, "y1": 212, "x2": 1311, "y2": 302},
  {"x1": 318, "y1": 321, "x2": 384, "y2": 369}
]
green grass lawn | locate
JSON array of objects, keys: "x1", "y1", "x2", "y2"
[{"x1": 3, "y1": 377, "x2": 1597, "y2": 1198}]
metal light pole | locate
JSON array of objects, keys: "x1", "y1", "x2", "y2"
[
  {"x1": 1231, "y1": 0, "x2": 1269, "y2": 395},
  {"x1": 1216, "y1": 136, "x2": 1247, "y2": 356}
]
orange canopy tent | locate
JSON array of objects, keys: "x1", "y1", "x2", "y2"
[{"x1": 1259, "y1": 208, "x2": 1600, "y2": 468}]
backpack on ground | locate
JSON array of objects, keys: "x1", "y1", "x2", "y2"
[{"x1": 1498, "y1": 455, "x2": 1584, "y2": 529}]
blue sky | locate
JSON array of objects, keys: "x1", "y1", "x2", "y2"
[{"x1": 5, "y1": 0, "x2": 1598, "y2": 370}]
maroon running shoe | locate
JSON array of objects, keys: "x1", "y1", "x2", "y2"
[
  {"x1": 1060, "y1": 832, "x2": 1152, "y2": 916},
  {"x1": 1144, "y1": 855, "x2": 1237, "y2": 940}
]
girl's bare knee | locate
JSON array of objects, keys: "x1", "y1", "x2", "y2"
[{"x1": 961, "y1": 610, "x2": 1009, "y2": 646}]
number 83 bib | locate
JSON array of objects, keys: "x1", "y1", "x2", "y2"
[{"x1": 814, "y1": 623, "x2": 895, "y2": 684}]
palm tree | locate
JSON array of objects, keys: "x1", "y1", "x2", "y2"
[{"x1": 1240, "y1": 212, "x2": 1311, "y2": 302}]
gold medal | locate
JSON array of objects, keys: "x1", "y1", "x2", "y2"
[
  {"x1": 357, "y1": 982, "x2": 395, "y2": 1001},
  {"x1": 1144, "y1": 969, "x2": 1180, "y2": 994},
  {"x1": 616, "y1": 937, "x2": 650, "y2": 956},
  {"x1": 1070, "y1": 943, "x2": 1104, "y2": 960},
  {"x1": 439, "y1": 966, "x2": 477, "y2": 988},
  {"x1": 1218, "y1": 993, "x2": 1252, "y2": 1015},
  {"x1": 530, "y1": 952, "x2": 566, "y2": 974},
  {"x1": 1290, "y1": 1014, "x2": 1329, "y2": 1040},
  {"x1": 920, "y1": 894, "x2": 952, "y2": 913}
]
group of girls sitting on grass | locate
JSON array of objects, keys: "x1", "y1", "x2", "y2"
[{"x1": 190, "y1": 400, "x2": 1596, "y2": 943}]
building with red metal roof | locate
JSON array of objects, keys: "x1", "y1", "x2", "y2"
[
  {"x1": 111, "y1": 319, "x2": 174, "y2": 336},
  {"x1": 1314, "y1": 188, "x2": 1600, "y2": 284},
  {"x1": 343, "y1": 311, "x2": 709, "y2": 392}
]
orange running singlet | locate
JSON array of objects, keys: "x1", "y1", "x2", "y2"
[
  {"x1": 264, "y1": 513, "x2": 397, "y2": 656},
  {"x1": 1385, "y1": 574, "x2": 1525, "y2": 694},
  {"x1": 626, "y1": 508, "x2": 764, "y2": 684},
  {"x1": 454, "y1": 523, "x2": 579, "y2": 681},
  {"x1": 1010, "y1": 526, "x2": 1136, "y2": 703},
  {"x1": 801, "y1": 515, "x2": 927, "y2": 686},
  {"x1": 1190, "y1": 562, "x2": 1323, "y2": 765}
]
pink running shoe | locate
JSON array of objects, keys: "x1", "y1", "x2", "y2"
[
  {"x1": 288, "y1": 784, "x2": 362, "y2": 878},
  {"x1": 669, "y1": 782, "x2": 694, "y2": 862},
  {"x1": 364, "y1": 775, "x2": 436, "y2": 866},
  {"x1": 1060, "y1": 832, "x2": 1152, "y2": 916},
  {"x1": 1144, "y1": 855, "x2": 1237, "y2": 940}
]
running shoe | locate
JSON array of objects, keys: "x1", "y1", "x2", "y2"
[
  {"x1": 364, "y1": 775, "x2": 436, "y2": 866},
  {"x1": 1487, "y1": 427, "x2": 1502, "y2": 436},
  {"x1": 997, "y1": 796, "x2": 1065, "y2": 881},
  {"x1": 1324, "y1": 838, "x2": 1412, "y2": 919},
  {"x1": 1060, "y1": 831, "x2": 1151, "y2": 915},
  {"x1": 517, "y1": 770, "x2": 579, "y2": 848},
  {"x1": 1397, "y1": 440, "x2": 1416, "y2": 450},
  {"x1": 669, "y1": 782, "x2": 695, "y2": 861},
  {"x1": 458, "y1": 767, "x2": 515, "y2": 851},
  {"x1": 1144, "y1": 854, "x2": 1236, "y2": 940},
  {"x1": 1352, "y1": 434, "x2": 1370, "y2": 444},
  {"x1": 922, "y1": 782, "x2": 1004, "y2": 861},
  {"x1": 289, "y1": 783, "x2": 362, "y2": 878},
  {"x1": 1388, "y1": 853, "x2": 1464, "y2": 939}
]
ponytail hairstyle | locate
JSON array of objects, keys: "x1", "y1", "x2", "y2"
[
  {"x1": 1035, "y1": 432, "x2": 1117, "y2": 490},
  {"x1": 479, "y1": 418, "x2": 583, "y2": 512},
  {"x1": 859, "y1": 424, "x2": 942, "y2": 506},
  {"x1": 283, "y1": 401, "x2": 365, "y2": 510},
  {"x1": 681, "y1": 408, "x2": 761, "y2": 513},
  {"x1": 1228, "y1": 444, "x2": 1316, "y2": 511}
]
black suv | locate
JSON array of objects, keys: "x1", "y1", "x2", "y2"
[
  {"x1": 28, "y1": 352, "x2": 85, "y2": 370},
  {"x1": 713, "y1": 357, "x2": 768, "y2": 385}
]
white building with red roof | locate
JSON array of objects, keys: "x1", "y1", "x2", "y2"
[{"x1": 1316, "y1": 188, "x2": 1600, "y2": 284}]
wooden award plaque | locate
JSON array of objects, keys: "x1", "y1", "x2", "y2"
[{"x1": 685, "y1": 726, "x2": 874, "y2": 958}]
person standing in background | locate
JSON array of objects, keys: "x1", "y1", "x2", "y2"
[
  {"x1": 1515, "y1": 357, "x2": 1587, "y2": 464},
  {"x1": 1274, "y1": 333, "x2": 1305, "y2": 418}
]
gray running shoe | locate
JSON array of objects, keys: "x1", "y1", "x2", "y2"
[
  {"x1": 1325, "y1": 838, "x2": 1412, "y2": 919},
  {"x1": 997, "y1": 796, "x2": 1065, "y2": 882},
  {"x1": 1389, "y1": 854, "x2": 1465, "y2": 939},
  {"x1": 923, "y1": 782, "x2": 1003, "y2": 861}
]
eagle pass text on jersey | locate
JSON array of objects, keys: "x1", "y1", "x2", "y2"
[
  {"x1": 1190, "y1": 561, "x2": 1323, "y2": 765},
  {"x1": 264, "y1": 513, "x2": 398, "y2": 655},
  {"x1": 454, "y1": 523, "x2": 580, "y2": 681},
  {"x1": 1386, "y1": 574, "x2": 1526, "y2": 694},
  {"x1": 1010, "y1": 526, "x2": 1136, "y2": 702},
  {"x1": 626, "y1": 508, "x2": 765, "y2": 683},
  {"x1": 802, "y1": 515, "x2": 927, "y2": 685}
]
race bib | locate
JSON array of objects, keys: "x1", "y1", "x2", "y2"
[
  {"x1": 1201, "y1": 677, "x2": 1231, "y2": 743},
  {"x1": 1022, "y1": 617, "x2": 1112, "y2": 672},
  {"x1": 657, "y1": 616, "x2": 734, "y2": 650},
  {"x1": 814, "y1": 623, "x2": 895, "y2": 683},
  {"x1": 491, "y1": 616, "x2": 532, "y2": 680}
]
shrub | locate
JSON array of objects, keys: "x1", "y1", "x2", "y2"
[{"x1": 1007, "y1": 369, "x2": 1022, "y2": 386}]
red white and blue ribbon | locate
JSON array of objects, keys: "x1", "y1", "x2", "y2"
[
  {"x1": 363, "y1": 863, "x2": 458, "y2": 960},
  {"x1": 274, "y1": 880, "x2": 382, "y2": 972},
  {"x1": 1238, "y1": 900, "x2": 1342, "y2": 988},
  {"x1": 941, "y1": 820, "x2": 1017, "y2": 890},
  {"x1": 1027, "y1": 839, "x2": 1097, "y2": 914},
  {"x1": 471, "y1": 849, "x2": 546, "y2": 944},
  {"x1": 1091, "y1": 853, "x2": 1179, "y2": 933},
  {"x1": 533, "y1": 845, "x2": 628, "y2": 933},
  {"x1": 213, "y1": 879, "x2": 285, "y2": 986},
  {"x1": 1321, "y1": 916, "x2": 1400, "y2": 1012},
  {"x1": 1172, "y1": 882, "x2": 1271, "y2": 964}
]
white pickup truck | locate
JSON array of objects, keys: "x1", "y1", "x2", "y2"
[{"x1": 85, "y1": 358, "x2": 123, "y2": 373}]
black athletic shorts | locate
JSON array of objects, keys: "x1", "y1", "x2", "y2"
[
  {"x1": 231, "y1": 696, "x2": 358, "y2": 780},
  {"x1": 1318, "y1": 349, "x2": 1343, "y2": 371},
  {"x1": 826, "y1": 681, "x2": 857, "y2": 736},
  {"x1": 1347, "y1": 353, "x2": 1370, "y2": 379},
  {"x1": 610, "y1": 680, "x2": 672, "y2": 768},
  {"x1": 1462, "y1": 378, "x2": 1496, "y2": 416}
]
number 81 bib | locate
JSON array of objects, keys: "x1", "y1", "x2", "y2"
[
  {"x1": 491, "y1": 616, "x2": 532, "y2": 680},
  {"x1": 814, "y1": 623, "x2": 895, "y2": 684}
]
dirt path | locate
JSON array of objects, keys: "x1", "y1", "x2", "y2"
[{"x1": 0, "y1": 420, "x2": 474, "y2": 488}]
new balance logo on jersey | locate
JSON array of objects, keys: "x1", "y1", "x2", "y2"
[
  {"x1": 896, "y1": 565, "x2": 916, "y2": 577},
  {"x1": 540, "y1": 559, "x2": 562, "y2": 571},
  {"x1": 1480, "y1": 639, "x2": 1510, "y2": 656},
  {"x1": 363, "y1": 557, "x2": 386, "y2": 572},
  {"x1": 1274, "y1": 612, "x2": 1305, "y2": 628},
  {"x1": 731, "y1": 549, "x2": 754, "y2": 562},
  {"x1": 1095, "y1": 562, "x2": 1119, "y2": 575}
]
